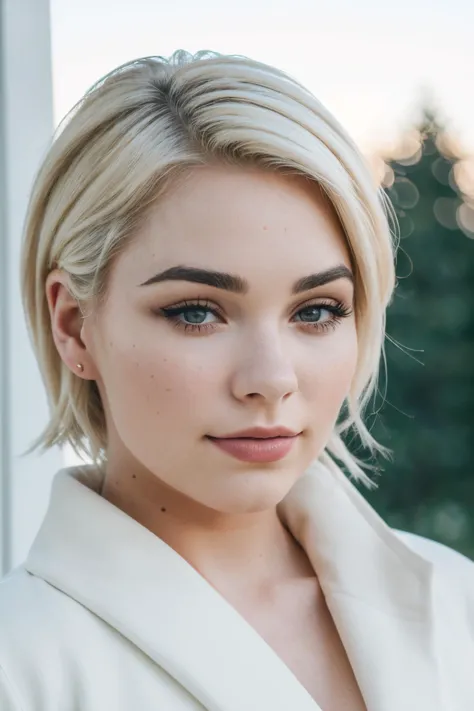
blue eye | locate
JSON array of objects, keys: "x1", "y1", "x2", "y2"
[
  {"x1": 160, "y1": 300, "x2": 222, "y2": 332},
  {"x1": 293, "y1": 301, "x2": 353, "y2": 332},
  {"x1": 175, "y1": 307, "x2": 216, "y2": 325},
  {"x1": 295, "y1": 306, "x2": 327, "y2": 323}
]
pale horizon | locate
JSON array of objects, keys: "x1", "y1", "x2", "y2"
[{"x1": 51, "y1": 0, "x2": 474, "y2": 161}]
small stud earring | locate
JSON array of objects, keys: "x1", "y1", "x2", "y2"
[{"x1": 76, "y1": 363, "x2": 84, "y2": 373}]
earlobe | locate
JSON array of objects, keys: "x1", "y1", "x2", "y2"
[{"x1": 45, "y1": 269, "x2": 96, "y2": 379}]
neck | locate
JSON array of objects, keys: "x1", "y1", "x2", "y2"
[{"x1": 100, "y1": 461, "x2": 316, "y2": 600}]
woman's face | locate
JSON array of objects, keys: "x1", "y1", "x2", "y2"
[{"x1": 84, "y1": 165, "x2": 358, "y2": 513}]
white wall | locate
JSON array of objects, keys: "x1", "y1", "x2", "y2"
[{"x1": 0, "y1": 0, "x2": 62, "y2": 575}]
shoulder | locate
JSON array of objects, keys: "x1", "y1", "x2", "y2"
[
  {"x1": 394, "y1": 529, "x2": 474, "y2": 654},
  {"x1": 0, "y1": 664, "x2": 23, "y2": 711},
  {"x1": 0, "y1": 562, "x2": 115, "y2": 646},
  {"x1": 0, "y1": 564, "x2": 79, "y2": 641},
  {"x1": 0, "y1": 565, "x2": 74, "y2": 663},
  {"x1": 0, "y1": 566, "x2": 111, "y2": 709},
  {"x1": 0, "y1": 567, "x2": 57, "y2": 709},
  {"x1": 394, "y1": 529, "x2": 474, "y2": 587}
]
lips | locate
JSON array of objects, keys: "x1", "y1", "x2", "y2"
[
  {"x1": 206, "y1": 427, "x2": 301, "y2": 463},
  {"x1": 215, "y1": 426, "x2": 300, "y2": 439}
]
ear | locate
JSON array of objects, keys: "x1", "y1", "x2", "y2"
[{"x1": 45, "y1": 269, "x2": 99, "y2": 380}]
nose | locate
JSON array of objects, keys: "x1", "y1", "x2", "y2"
[{"x1": 230, "y1": 334, "x2": 299, "y2": 405}]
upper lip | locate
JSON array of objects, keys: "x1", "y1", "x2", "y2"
[{"x1": 209, "y1": 427, "x2": 301, "y2": 440}]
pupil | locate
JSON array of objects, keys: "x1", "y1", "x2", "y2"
[{"x1": 185, "y1": 308, "x2": 207, "y2": 324}]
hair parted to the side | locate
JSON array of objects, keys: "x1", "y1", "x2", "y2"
[{"x1": 21, "y1": 49, "x2": 397, "y2": 486}]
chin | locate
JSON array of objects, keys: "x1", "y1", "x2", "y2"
[{"x1": 205, "y1": 467, "x2": 301, "y2": 514}]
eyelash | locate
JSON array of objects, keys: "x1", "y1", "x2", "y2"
[{"x1": 159, "y1": 298, "x2": 353, "y2": 335}]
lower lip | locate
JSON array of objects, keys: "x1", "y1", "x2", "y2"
[{"x1": 207, "y1": 435, "x2": 298, "y2": 463}]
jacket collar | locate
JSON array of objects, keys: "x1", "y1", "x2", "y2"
[
  {"x1": 278, "y1": 463, "x2": 443, "y2": 710},
  {"x1": 25, "y1": 464, "x2": 444, "y2": 711}
]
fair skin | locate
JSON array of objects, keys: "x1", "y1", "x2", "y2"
[{"x1": 47, "y1": 164, "x2": 366, "y2": 708}]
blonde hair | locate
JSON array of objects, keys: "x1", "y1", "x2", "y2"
[{"x1": 22, "y1": 50, "x2": 396, "y2": 486}]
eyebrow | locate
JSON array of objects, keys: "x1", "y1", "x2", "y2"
[{"x1": 139, "y1": 264, "x2": 353, "y2": 294}]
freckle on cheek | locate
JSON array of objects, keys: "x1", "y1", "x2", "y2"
[
  {"x1": 165, "y1": 388, "x2": 172, "y2": 392},
  {"x1": 161, "y1": 507, "x2": 166, "y2": 513}
]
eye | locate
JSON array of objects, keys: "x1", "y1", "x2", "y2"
[
  {"x1": 159, "y1": 300, "x2": 223, "y2": 332},
  {"x1": 294, "y1": 305, "x2": 329, "y2": 323},
  {"x1": 293, "y1": 300, "x2": 353, "y2": 332},
  {"x1": 173, "y1": 306, "x2": 217, "y2": 326}
]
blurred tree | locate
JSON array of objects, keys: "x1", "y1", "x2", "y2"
[{"x1": 360, "y1": 107, "x2": 474, "y2": 558}]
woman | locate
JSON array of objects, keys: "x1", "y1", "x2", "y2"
[{"x1": 0, "y1": 50, "x2": 472, "y2": 711}]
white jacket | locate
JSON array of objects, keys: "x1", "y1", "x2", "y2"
[{"x1": 0, "y1": 464, "x2": 473, "y2": 711}]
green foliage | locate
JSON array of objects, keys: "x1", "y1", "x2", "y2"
[{"x1": 360, "y1": 109, "x2": 474, "y2": 558}]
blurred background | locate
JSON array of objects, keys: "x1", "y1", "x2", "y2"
[{"x1": 1, "y1": 0, "x2": 473, "y2": 573}]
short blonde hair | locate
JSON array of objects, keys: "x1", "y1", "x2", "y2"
[{"x1": 22, "y1": 50, "x2": 396, "y2": 486}]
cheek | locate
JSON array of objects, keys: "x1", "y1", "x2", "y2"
[
  {"x1": 302, "y1": 327, "x2": 358, "y2": 414},
  {"x1": 96, "y1": 328, "x2": 220, "y2": 441}
]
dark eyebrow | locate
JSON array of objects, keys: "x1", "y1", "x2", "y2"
[
  {"x1": 139, "y1": 263, "x2": 353, "y2": 294},
  {"x1": 139, "y1": 266, "x2": 248, "y2": 293},
  {"x1": 292, "y1": 265, "x2": 353, "y2": 293}
]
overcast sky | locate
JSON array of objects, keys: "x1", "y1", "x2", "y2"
[{"x1": 50, "y1": 0, "x2": 474, "y2": 158}]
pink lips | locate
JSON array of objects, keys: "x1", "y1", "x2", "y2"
[{"x1": 207, "y1": 427, "x2": 300, "y2": 463}]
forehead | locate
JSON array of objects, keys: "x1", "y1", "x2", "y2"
[{"x1": 116, "y1": 165, "x2": 351, "y2": 285}]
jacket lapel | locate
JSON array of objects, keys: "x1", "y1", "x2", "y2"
[
  {"x1": 278, "y1": 462, "x2": 445, "y2": 711},
  {"x1": 25, "y1": 468, "x2": 322, "y2": 711},
  {"x1": 25, "y1": 463, "x2": 445, "y2": 711}
]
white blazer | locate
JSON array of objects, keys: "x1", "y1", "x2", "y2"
[{"x1": 0, "y1": 464, "x2": 473, "y2": 711}]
